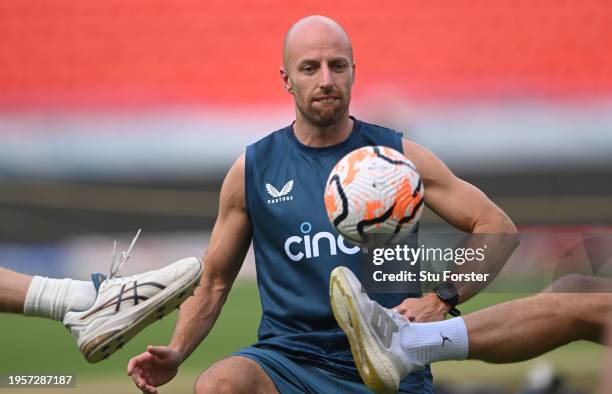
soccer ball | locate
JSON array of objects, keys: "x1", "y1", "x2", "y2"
[{"x1": 324, "y1": 146, "x2": 424, "y2": 246}]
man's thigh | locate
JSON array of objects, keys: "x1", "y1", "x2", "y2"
[
  {"x1": 234, "y1": 346, "x2": 415, "y2": 394},
  {"x1": 194, "y1": 355, "x2": 278, "y2": 394},
  {"x1": 199, "y1": 346, "x2": 432, "y2": 393}
]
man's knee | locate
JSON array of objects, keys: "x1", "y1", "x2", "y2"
[
  {"x1": 195, "y1": 364, "x2": 232, "y2": 394},
  {"x1": 194, "y1": 356, "x2": 276, "y2": 394}
]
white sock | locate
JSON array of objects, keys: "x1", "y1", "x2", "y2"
[
  {"x1": 23, "y1": 276, "x2": 97, "y2": 321},
  {"x1": 400, "y1": 317, "x2": 469, "y2": 366}
]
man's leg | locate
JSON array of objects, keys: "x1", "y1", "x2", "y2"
[
  {"x1": 0, "y1": 268, "x2": 32, "y2": 313},
  {"x1": 466, "y1": 292, "x2": 610, "y2": 363},
  {"x1": 402, "y1": 275, "x2": 612, "y2": 365},
  {"x1": 464, "y1": 274, "x2": 612, "y2": 362},
  {"x1": 1, "y1": 255, "x2": 203, "y2": 363},
  {"x1": 0, "y1": 267, "x2": 96, "y2": 320},
  {"x1": 331, "y1": 267, "x2": 612, "y2": 393},
  {"x1": 194, "y1": 356, "x2": 278, "y2": 394}
]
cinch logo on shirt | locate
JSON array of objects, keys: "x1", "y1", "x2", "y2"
[
  {"x1": 266, "y1": 180, "x2": 294, "y2": 204},
  {"x1": 284, "y1": 221, "x2": 360, "y2": 262}
]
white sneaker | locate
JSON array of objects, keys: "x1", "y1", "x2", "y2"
[
  {"x1": 330, "y1": 266, "x2": 421, "y2": 394},
  {"x1": 63, "y1": 231, "x2": 203, "y2": 363}
]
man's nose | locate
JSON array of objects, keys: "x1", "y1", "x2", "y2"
[{"x1": 319, "y1": 64, "x2": 333, "y2": 90}]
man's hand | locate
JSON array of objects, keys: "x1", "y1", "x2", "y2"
[
  {"x1": 127, "y1": 345, "x2": 182, "y2": 394},
  {"x1": 394, "y1": 293, "x2": 450, "y2": 322}
]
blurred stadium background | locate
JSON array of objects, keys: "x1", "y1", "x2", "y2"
[{"x1": 1, "y1": 1, "x2": 611, "y2": 393}]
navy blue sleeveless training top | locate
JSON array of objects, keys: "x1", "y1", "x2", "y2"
[{"x1": 244, "y1": 117, "x2": 433, "y2": 391}]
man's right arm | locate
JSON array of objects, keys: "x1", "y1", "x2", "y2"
[
  {"x1": 170, "y1": 153, "x2": 252, "y2": 360},
  {"x1": 127, "y1": 154, "x2": 251, "y2": 393}
]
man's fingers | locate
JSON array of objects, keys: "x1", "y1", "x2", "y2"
[
  {"x1": 147, "y1": 345, "x2": 170, "y2": 359},
  {"x1": 394, "y1": 305, "x2": 407, "y2": 313},
  {"x1": 130, "y1": 367, "x2": 157, "y2": 394},
  {"x1": 136, "y1": 379, "x2": 147, "y2": 390},
  {"x1": 127, "y1": 353, "x2": 152, "y2": 375},
  {"x1": 127, "y1": 358, "x2": 136, "y2": 375},
  {"x1": 398, "y1": 308, "x2": 414, "y2": 321},
  {"x1": 132, "y1": 369, "x2": 142, "y2": 385},
  {"x1": 139, "y1": 380, "x2": 158, "y2": 394},
  {"x1": 131, "y1": 368, "x2": 148, "y2": 389},
  {"x1": 142, "y1": 385, "x2": 158, "y2": 394},
  {"x1": 138, "y1": 379, "x2": 158, "y2": 394}
]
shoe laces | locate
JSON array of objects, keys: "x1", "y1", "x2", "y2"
[{"x1": 109, "y1": 229, "x2": 141, "y2": 279}]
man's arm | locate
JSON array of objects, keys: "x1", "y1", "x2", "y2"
[
  {"x1": 127, "y1": 154, "x2": 252, "y2": 393},
  {"x1": 404, "y1": 140, "x2": 516, "y2": 236},
  {"x1": 394, "y1": 140, "x2": 518, "y2": 321},
  {"x1": 169, "y1": 154, "x2": 252, "y2": 360}
]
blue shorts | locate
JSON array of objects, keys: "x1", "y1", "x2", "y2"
[{"x1": 234, "y1": 346, "x2": 433, "y2": 394}]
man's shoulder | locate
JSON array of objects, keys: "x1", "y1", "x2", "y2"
[
  {"x1": 247, "y1": 124, "x2": 292, "y2": 150},
  {"x1": 358, "y1": 118, "x2": 404, "y2": 138},
  {"x1": 356, "y1": 118, "x2": 405, "y2": 151}
]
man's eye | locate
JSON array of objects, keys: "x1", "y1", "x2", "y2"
[
  {"x1": 333, "y1": 63, "x2": 347, "y2": 71},
  {"x1": 302, "y1": 65, "x2": 316, "y2": 74}
]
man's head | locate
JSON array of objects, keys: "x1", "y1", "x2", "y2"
[{"x1": 281, "y1": 16, "x2": 355, "y2": 128}]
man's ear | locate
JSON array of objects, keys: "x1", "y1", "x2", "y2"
[
  {"x1": 280, "y1": 67, "x2": 293, "y2": 94},
  {"x1": 351, "y1": 62, "x2": 356, "y2": 86}
]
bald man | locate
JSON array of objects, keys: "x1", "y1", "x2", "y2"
[{"x1": 127, "y1": 15, "x2": 516, "y2": 393}]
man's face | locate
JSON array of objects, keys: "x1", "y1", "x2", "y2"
[{"x1": 282, "y1": 27, "x2": 355, "y2": 127}]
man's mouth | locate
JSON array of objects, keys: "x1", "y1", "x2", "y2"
[{"x1": 313, "y1": 96, "x2": 339, "y2": 104}]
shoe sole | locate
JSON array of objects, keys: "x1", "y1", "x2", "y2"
[
  {"x1": 83, "y1": 260, "x2": 203, "y2": 363},
  {"x1": 330, "y1": 266, "x2": 400, "y2": 394}
]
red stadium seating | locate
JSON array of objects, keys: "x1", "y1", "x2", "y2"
[{"x1": 1, "y1": 0, "x2": 611, "y2": 108}]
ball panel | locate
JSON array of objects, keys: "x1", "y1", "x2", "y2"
[{"x1": 324, "y1": 146, "x2": 424, "y2": 246}]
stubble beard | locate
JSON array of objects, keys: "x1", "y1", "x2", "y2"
[{"x1": 296, "y1": 95, "x2": 350, "y2": 128}]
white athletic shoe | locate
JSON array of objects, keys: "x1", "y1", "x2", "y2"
[
  {"x1": 330, "y1": 266, "x2": 421, "y2": 394},
  {"x1": 63, "y1": 231, "x2": 203, "y2": 363}
]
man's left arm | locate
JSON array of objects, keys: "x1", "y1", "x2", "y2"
[{"x1": 394, "y1": 140, "x2": 519, "y2": 322}]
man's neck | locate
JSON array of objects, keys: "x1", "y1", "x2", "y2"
[{"x1": 293, "y1": 113, "x2": 353, "y2": 148}]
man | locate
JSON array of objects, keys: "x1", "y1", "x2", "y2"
[
  {"x1": 331, "y1": 267, "x2": 612, "y2": 393},
  {"x1": 0, "y1": 231, "x2": 203, "y2": 363},
  {"x1": 127, "y1": 15, "x2": 516, "y2": 393}
]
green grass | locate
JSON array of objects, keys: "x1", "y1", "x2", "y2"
[
  {"x1": 0, "y1": 282, "x2": 262, "y2": 393},
  {"x1": 1, "y1": 282, "x2": 262, "y2": 375},
  {"x1": 0, "y1": 284, "x2": 604, "y2": 393}
]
